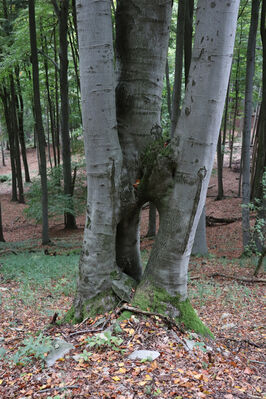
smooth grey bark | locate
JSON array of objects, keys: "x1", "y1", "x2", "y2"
[
  {"x1": 75, "y1": 0, "x2": 240, "y2": 319},
  {"x1": 170, "y1": 0, "x2": 185, "y2": 137},
  {"x1": 115, "y1": 0, "x2": 172, "y2": 280},
  {"x1": 191, "y1": 206, "x2": 208, "y2": 256},
  {"x1": 143, "y1": 0, "x2": 240, "y2": 299},
  {"x1": 74, "y1": 0, "x2": 122, "y2": 318},
  {"x1": 242, "y1": 0, "x2": 260, "y2": 249},
  {"x1": 28, "y1": 0, "x2": 49, "y2": 245}
]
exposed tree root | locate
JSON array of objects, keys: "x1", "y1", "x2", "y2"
[{"x1": 117, "y1": 304, "x2": 185, "y2": 333}]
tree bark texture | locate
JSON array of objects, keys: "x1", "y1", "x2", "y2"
[
  {"x1": 75, "y1": 0, "x2": 122, "y2": 319},
  {"x1": 75, "y1": 0, "x2": 240, "y2": 321}
]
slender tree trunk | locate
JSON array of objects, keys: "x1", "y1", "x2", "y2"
[
  {"x1": 0, "y1": 87, "x2": 17, "y2": 201},
  {"x1": 251, "y1": 1, "x2": 266, "y2": 202},
  {"x1": 165, "y1": 57, "x2": 172, "y2": 119},
  {"x1": 9, "y1": 74, "x2": 24, "y2": 204},
  {"x1": 216, "y1": 131, "x2": 224, "y2": 200},
  {"x1": 191, "y1": 206, "x2": 208, "y2": 256},
  {"x1": 171, "y1": 0, "x2": 185, "y2": 137},
  {"x1": 28, "y1": 0, "x2": 49, "y2": 245},
  {"x1": 184, "y1": 0, "x2": 194, "y2": 87},
  {"x1": 242, "y1": 0, "x2": 260, "y2": 250},
  {"x1": 52, "y1": 0, "x2": 77, "y2": 229},
  {"x1": 229, "y1": 22, "x2": 243, "y2": 169},
  {"x1": 0, "y1": 202, "x2": 5, "y2": 242},
  {"x1": 53, "y1": 26, "x2": 60, "y2": 165},
  {"x1": 1, "y1": 141, "x2": 5, "y2": 167},
  {"x1": 40, "y1": 22, "x2": 57, "y2": 167},
  {"x1": 15, "y1": 67, "x2": 30, "y2": 183}
]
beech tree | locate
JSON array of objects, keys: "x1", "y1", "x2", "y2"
[{"x1": 71, "y1": 0, "x2": 240, "y2": 334}]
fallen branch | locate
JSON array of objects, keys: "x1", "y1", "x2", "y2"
[
  {"x1": 210, "y1": 273, "x2": 266, "y2": 283},
  {"x1": 117, "y1": 304, "x2": 185, "y2": 333},
  {"x1": 38, "y1": 385, "x2": 79, "y2": 394},
  {"x1": 248, "y1": 359, "x2": 266, "y2": 365},
  {"x1": 220, "y1": 336, "x2": 261, "y2": 348},
  {"x1": 206, "y1": 215, "x2": 240, "y2": 226}
]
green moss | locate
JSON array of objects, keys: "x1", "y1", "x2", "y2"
[
  {"x1": 117, "y1": 310, "x2": 133, "y2": 321},
  {"x1": 61, "y1": 289, "x2": 118, "y2": 324},
  {"x1": 133, "y1": 281, "x2": 213, "y2": 338},
  {"x1": 178, "y1": 299, "x2": 213, "y2": 338},
  {"x1": 61, "y1": 305, "x2": 80, "y2": 324},
  {"x1": 81, "y1": 289, "x2": 118, "y2": 319}
]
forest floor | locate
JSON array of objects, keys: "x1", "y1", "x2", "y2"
[{"x1": 0, "y1": 147, "x2": 265, "y2": 398}]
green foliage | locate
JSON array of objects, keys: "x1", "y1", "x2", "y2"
[
  {"x1": 0, "y1": 252, "x2": 79, "y2": 305},
  {"x1": 243, "y1": 170, "x2": 266, "y2": 257},
  {"x1": 0, "y1": 174, "x2": 11, "y2": 183},
  {"x1": 11, "y1": 333, "x2": 53, "y2": 366},
  {"x1": 79, "y1": 349, "x2": 93, "y2": 361},
  {"x1": 24, "y1": 163, "x2": 86, "y2": 223},
  {"x1": 86, "y1": 331, "x2": 124, "y2": 352}
]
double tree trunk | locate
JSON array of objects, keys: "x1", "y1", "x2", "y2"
[{"x1": 74, "y1": 0, "x2": 240, "y2": 330}]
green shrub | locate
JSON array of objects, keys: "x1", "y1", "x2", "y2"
[
  {"x1": 11, "y1": 333, "x2": 53, "y2": 366},
  {"x1": 24, "y1": 163, "x2": 86, "y2": 223}
]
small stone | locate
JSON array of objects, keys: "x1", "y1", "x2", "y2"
[
  {"x1": 128, "y1": 350, "x2": 160, "y2": 361},
  {"x1": 183, "y1": 338, "x2": 196, "y2": 351},
  {"x1": 46, "y1": 339, "x2": 74, "y2": 367},
  {"x1": 220, "y1": 313, "x2": 231, "y2": 321},
  {"x1": 221, "y1": 323, "x2": 236, "y2": 330}
]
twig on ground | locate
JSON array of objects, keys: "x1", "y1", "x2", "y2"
[
  {"x1": 220, "y1": 336, "x2": 261, "y2": 348},
  {"x1": 210, "y1": 273, "x2": 266, "y2": 283},
  {"x1": 38, "y1": 385, "x2": 79, "y2": 393},
  {"x1": 248, "y1": 359, "x2": 266, "y2": 365}
]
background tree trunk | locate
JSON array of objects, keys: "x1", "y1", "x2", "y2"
[
  {"x1": 28, "y1": 0, "x2": 49, "y2": 245},
  {"x1": 191, "y1": 206, "x2": 208, "y2": 256},
  {"x1": 171, "y1": 0, "x2": 185, "y2": 137},
  {"x1": 52, "y1": 0, "x2": 77, "y2": 229},
  {"x1": 242, "y1": 0, "x2": 260, "y2": 250}
]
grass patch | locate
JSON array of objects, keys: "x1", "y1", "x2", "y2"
[{"x1": 0, "y1": 252, "x2": 79, "y2": 310}]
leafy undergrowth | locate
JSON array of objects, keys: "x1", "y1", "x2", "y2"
[{"x1": 0, "y1": 251, "x2": 265, "y2": 398}]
